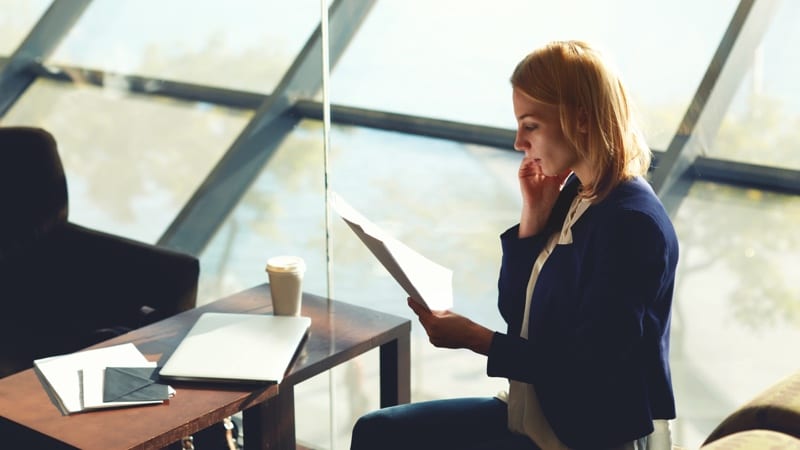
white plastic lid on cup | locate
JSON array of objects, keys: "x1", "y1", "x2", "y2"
[{"x1": 265, "y1": 255, "x2": 306, "y2": 273}]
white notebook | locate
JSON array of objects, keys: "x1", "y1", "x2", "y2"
[
  {"x1": 159, "y1": 313, "x2": 311, "y2": 383},
  {"x1": 33, "y1": 343, "x2": 152, "y2": 415}
]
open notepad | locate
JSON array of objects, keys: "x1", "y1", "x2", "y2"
[{"x1": 332, "y1": 192, "x2": 453, "y2": 311}]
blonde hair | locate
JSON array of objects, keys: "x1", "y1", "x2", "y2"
[{"x1": 510, "y1": 40, "x2": 651, "y2": 201}]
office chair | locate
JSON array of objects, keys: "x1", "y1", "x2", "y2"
[{"x1": 0, "y1": 126, "x2": 200, "y2": 378}]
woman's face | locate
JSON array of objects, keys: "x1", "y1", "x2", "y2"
[{"x1": 512, "y1": 88, "x2": 587, "y2": 181}]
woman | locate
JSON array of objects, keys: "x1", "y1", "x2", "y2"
[{"x1": 350, "y1": 40, "x2": 678, "y2": 450}]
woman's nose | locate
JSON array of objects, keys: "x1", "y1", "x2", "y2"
[{"x1": 513, "y1": 132, "x2": 527, "y2": 152}]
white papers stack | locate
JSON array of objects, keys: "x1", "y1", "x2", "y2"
[
  {"x1": 332, "y1": 192, "x2": 454, "y2": 311},
  {"x1": 33, "y1": 343, "x2": 173, "y2": 415}
]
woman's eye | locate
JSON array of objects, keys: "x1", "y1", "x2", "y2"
[{"x1": 523, "y1": 124, "x2": 538, "y2": 131}]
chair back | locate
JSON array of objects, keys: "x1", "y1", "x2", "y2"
[
  {"x1": 0, "y1": 126, "x2": 199, "y2": 379},
  {"x1": 0, "y1": 127, "x2": 68, "y2": 260}
]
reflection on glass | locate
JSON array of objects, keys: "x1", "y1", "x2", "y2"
[
  {"x1": 47, "y1": 0, "x2": 320, "y2": 93},
  {"x1": 330, "y1": 0, "x2": 738, "y2": 151},
  {"x1": 709, "y1": 1, "x2": 800, "y2": 170},
  {"x1": 1, "y1": 78, "x2": 250, "y2": 243},
  {"x1": 0, "y1": 0, "x2": 52, "y2": 55},
  {"x1": 670, "y1": 181, "x2": 800, "y2": 448}
]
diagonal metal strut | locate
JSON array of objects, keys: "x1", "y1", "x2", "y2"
[{"x1": 157, "y1": 0, "x2": 376, "y2": 255}]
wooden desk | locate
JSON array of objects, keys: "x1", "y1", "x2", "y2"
[{"x1": 0, "y1": 284, "x2": 411, "y2": 449}]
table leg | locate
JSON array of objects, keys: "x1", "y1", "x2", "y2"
[
  {"x1": 243, "y1": 384, "x2": 295, "y2": 450},
  {"x1": 379, "y1": 335, "x2": 410, "y2": 407}
]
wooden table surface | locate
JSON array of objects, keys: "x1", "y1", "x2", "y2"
[{"x1": 0, "y1": 284, "x2": 411, "y2": 449}]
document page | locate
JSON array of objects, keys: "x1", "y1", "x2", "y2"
[{"x1": 332, "y1": 192, "x2": 453, "y2": 311}]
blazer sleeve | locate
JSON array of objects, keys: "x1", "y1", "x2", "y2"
[
  {"x1": 494, "y1": 224, "x2": 549, "y2": 328},
  {"x1": 494, "y1": 177, "x2": 581, "y2": 329}
]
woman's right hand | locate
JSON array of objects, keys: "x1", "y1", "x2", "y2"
[
  {"x1": 518, "y1": 158, "x2": 570, "y2": 237},
  {"x1": 407, "y1": 298, "x2": 493, "y2": 355}
]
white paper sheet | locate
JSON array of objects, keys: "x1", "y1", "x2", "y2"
[
  {"x1": 332, "y1": 192, "x2": 453, "y2": 311},
  {"x1": 33, "y1": 343, "x2": 151, "y2": 414}
]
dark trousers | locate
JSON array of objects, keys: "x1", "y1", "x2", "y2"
[{"x1": 350, "y1": 397, "x2": 540, "y2": 450}]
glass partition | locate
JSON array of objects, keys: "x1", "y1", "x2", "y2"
[
  {"x1": 199, "y1": 120, "x2": 521, "y2": 447},
  {"x1": 197, "y1": 117, "x2": 333, "y2": 448},
  {"x1": 198, "y1": 119, "x2": 327, "y2": 306}
]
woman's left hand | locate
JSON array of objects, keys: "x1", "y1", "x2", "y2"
[{"x1": 407, "y1": 298, "x2": 493, "y2": 355}]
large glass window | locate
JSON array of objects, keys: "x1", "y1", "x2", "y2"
[
  {"x1": 4, "y1": 1, "x2": 800, "y2": 449},
  {"x1": 0, "y1": 0, "x2": 52, "y2": 55},
  {"x1": 330, "y1": 0, "x2": 739, "y2": 151},
  {"x1": 47, "y1": 0, "x2": 321, "y2": 93},
  {"x1": 1, "y1": 78, "x2": 250, "y2": 243},
  {"x1": 709, "y1": 1, "x2": 800, "y2": 170},
  {"x1": 670, "y1": 180, "x2": 800, "y2": 448}
]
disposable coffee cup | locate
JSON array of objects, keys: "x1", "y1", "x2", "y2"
[{"x1": 265, "y1": 255, "x2": 306, "y2": 316}]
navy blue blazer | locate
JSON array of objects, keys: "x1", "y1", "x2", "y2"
[{"x1": 487, "y1": 176, "x2": 678, "y2": 449}]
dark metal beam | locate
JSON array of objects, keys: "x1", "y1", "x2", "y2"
[
  {"x1": 294, "y1": 99, "x2": 516, "y2": 150},
  {"x1": 157, "y1": 0, "x2": 377, "y2": 255},
  {"x1": 27, "y1": 62, "x2": 265, "y2": 110},
  {"x1": 0, "y1": 0, "x2": 92, "y2": 118},
  {"x1": 651, "y1": 0, "x2": 780, "y2": 215},
  {"x1": 692, "y1": 157, "x2": 800, "y2": 196},
  {"x1": 23, "y1": 56, "x2": 800, "y2": 199}
]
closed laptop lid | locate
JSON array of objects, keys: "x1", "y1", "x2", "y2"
[{"x1": 159, "y1": 313, "x2": 311, "y2": 383}]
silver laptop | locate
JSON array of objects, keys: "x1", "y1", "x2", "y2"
[{"x1": 159, "y1": 313, "x2": 311, "y2": 383}]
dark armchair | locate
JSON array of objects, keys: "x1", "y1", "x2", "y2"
[{"x1": 0, "y1": 126, "x2": 199, "y2": 378}]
